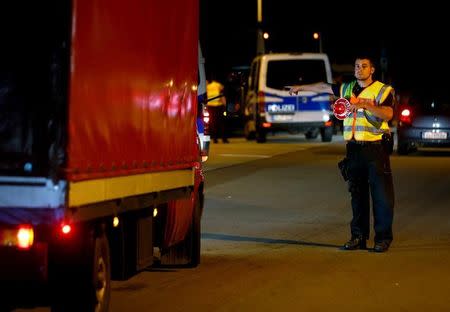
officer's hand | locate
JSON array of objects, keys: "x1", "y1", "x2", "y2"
[
  {"x1": 349, "y1": 97, "x2": 374, "y2": 112},
  {"x1": 349, "y1": 97, "x2": 359, "y2": 112},
  {"x1": 288, "y1": 85, "x2": 301, "y2": 95}
]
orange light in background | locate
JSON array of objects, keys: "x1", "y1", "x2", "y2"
[
  {"x1": 263, "y1": 32, "x2": 270, "y2": 40},
  {"x1": 17, "y1": 226, "x2": 34, "y2": 249},
  {"x1": 113, "y1": 217, "x2": 120, "y2": 227},
  {"x1": 313, "y1": 32, "x2": 320, "y2": 40}
]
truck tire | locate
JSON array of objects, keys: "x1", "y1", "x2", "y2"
[
  {"x1": 51, "y1": 230, "x2": 111, "y2": 312},
  {"x1": 320, "y1": 126, "x2": 333, "y2": 142},
  {"x1": 90, "y1": 233, "x2": 111, "y2": 312}
]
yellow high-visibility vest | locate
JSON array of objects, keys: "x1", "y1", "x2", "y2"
[
  {"x1": 340, "y1": 81, "x2": 393, "y2": 141},
  {"x1": 206, "y1": 81, "x2": 224, "y2": 107}
]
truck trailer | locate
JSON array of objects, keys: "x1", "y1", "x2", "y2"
[{"x1": 0, "y1": 0, "x2": 203, "y2": 311}]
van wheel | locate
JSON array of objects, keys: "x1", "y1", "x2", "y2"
[
  {"x1": 320, "y1": 127, "x2": 333, "y2": 142},
  {"x1": 305, "y1": 130, "x2": 318, "y2": 139},
  {"x1": 256, "y1": 127, "x2": 266, "y2": 143}
]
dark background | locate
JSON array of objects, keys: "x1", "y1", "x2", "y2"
[{"x1": 200, "y1": 1, "x2": 449, "y2": 92}]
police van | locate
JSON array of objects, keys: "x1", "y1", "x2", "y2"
[{"x1": 244, "y1": 53, "x2": 334, "y2": 143}]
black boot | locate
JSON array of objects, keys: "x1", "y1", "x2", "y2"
[
  {"x1": 343, "y1": 236, "x2": 366, "y2": 250},
  {"x1": 373, "y1": 241, "x2": 390, "y2": 252}
]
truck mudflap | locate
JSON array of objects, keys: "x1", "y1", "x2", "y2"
[{"x1": 163, "y1": 193, "x2": 195, "y2": 248}]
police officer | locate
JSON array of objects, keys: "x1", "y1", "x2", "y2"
[
  {"x1": 289, "y1": 55, "x2": 395, "y2": 252},
  {"x1": 206, "y1": 78, "x2": 229, "y2": 143}
]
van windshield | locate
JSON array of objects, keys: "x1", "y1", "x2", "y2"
[{"x1": 266, "y1": 59, "x2": 327, "y2": 90}]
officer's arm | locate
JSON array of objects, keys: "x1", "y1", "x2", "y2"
[
  {"x1": 364, "y1": 104, "x2": 393, "y2": 121},
  {"x1": 289, "y1": 82, "x2": 334, "y2": 95},
  {"x1": 352, "y1": 94, "x2": 394, "y2": 121}
]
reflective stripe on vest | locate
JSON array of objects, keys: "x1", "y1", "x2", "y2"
[
  {"x1": 341, "y1": 81, "x2": 392, "y2": 141},
  {"x1": 340, "y1": 81, "x2": 356, "y2": 99}
]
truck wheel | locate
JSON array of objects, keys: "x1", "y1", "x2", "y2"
[
  {"x1": 320, "y1": 127, "x2": 333, "y2": 142},
  {"x1": 90, "y1": 234, "x2": 111, "y2": 312},
  {"x1": 51, "y1": 231, "x2": 111, "y2": 312}
]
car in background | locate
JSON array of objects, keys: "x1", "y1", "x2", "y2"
[{"x1": 397, "y1": 89, "x2": 450, "y2": 155}]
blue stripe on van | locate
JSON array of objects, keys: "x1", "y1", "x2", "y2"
[{"x1": 263, "y1": 92, "x2": 331, "y2": 112}]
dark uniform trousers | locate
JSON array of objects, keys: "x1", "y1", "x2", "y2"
[
  {"x1": 346, "y1": 141, "x2": 395, "y2": 242},
  {"x1": 208, "y1": 105, "x2": 227, "y2": 141}
]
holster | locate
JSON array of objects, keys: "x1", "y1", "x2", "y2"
[
  {"x1": 382, "y1": 133, "x2": 393, "y2": 155},
  {"x1": 347, "y1": 179, "x2": 360, "y2": 194},
  {"x1": 338, "y1": 158, "x2": 350, "y2": 181}
]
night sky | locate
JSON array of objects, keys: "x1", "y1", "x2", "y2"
[{"x1": 200, "y1": 0, "x2": 449, "y2": 92}]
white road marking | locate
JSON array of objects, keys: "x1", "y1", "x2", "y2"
[{"x1": 218, "y1": 149, "x2": 307, "y2": 158}]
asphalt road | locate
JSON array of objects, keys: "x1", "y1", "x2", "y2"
[{"x1": 16, "y1": 134, "x2": 450, "y2": 311}]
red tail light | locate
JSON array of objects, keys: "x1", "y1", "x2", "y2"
[
  {"x1": 203, "y1": 106, "x2": 210, "y2": 135},
  {"x1": 400, "y1": 108, "x2": 412, "y2": 125},
  {"x1": 203, "y1": 108, "x2": 210, "y2": 124},
  {"x1": 61, "y1": 224, "x2": 72, "y2": 235},
  {"x1": 17, "y1": 225, "x2": 34, "y2": 249}
]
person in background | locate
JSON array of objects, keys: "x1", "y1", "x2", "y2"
[
  {"x1": 289, "y1": 55, "x2": 395, "y2": 253},
  {"x1": 207, "y1": 77, "x2": 228, "y2": 143}
]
